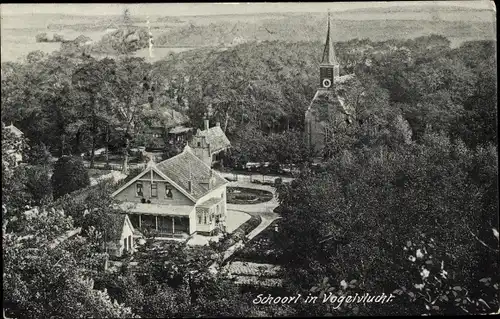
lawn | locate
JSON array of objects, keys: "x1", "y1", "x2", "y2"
[
  {"x1": 231, "y1": 219, "x2": 285, "y2": 265},
  {"x1": 87, "y1": 168, "x2": 114, "y2": 179},
  {"x1": 227, "y1": 187, "x2": 273, "y2": 204}
]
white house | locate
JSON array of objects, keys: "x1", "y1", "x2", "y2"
[{"x1": 112, "y1": 144, "x2": 229, "y2": 238}]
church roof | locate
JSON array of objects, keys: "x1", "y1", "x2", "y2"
[
  {"x1": 194, "y1": 126, "x2": 231, "y2": 153},
  {"x1": 306, "y1": 89, "x2": 354, "y2": 123},
  {"x1": 155, "y1": 145, "x2": 228, "y2": 201},
  {"x1": 321, "y1": 12, "x2": 339, "y2": 66}
]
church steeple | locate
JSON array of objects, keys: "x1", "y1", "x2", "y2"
[
  {"x1": 321, "y1": 11, "x2": 338, "y2": 65},
  {"x1": 319, "y1": 10, "x2": 340, "y2": 89}
]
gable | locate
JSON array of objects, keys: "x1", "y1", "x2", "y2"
[
  {"x1": 124, "y1": 215, "x2": 134, "y2": 234},
  {"x1": 112, "y1": 166, "x2": 197, "y2": 203},
  {"x1": 152, "y1": 171, "x2": 163, "y2": 180}
]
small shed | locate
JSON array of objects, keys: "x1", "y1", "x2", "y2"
[{"x1": 107, "y1": 214, "x2": 135, "y2": 258}]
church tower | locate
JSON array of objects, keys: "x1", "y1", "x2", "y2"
[
  {"x1": 304, "y1": 11, "x2": 354, "y2": 159},
  {"x1": 319, "y1": 11, "x2": 340, "y2": 89}
]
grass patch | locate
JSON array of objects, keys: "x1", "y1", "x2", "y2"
[
  {"x1": 210, "y1": 215, "x2": 262, "y2": 253},
  {"x1": 232, "y1": 219, "x2": 285, "y2": 265},
  {"x1": 227, "y1": 187, "x2": 273, "y2": 204}
]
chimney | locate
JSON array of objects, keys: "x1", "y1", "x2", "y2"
[{"x1": 204, "y1": 119, "x2": 209, "y2": 131}]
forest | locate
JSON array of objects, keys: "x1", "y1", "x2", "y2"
[{"x1": 2, "y1": 30, "x2": 498, "y2": 316}]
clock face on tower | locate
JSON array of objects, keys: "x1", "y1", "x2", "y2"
[{"x1": 320, "y1": 66, "x2": 334, "y2": 88}]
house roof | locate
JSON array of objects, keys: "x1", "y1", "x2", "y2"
[
  {"x1": 169, "y1": 126, "x2": 192, "y2": 134},
  {"x1": 119, "y1": 202, "x2": 194, "y2": 216},
  {"x1": 74, "y1": 35, "x2": 93, "y2": 44},
  {"x1": 156, "y1": 145, "x2": 228, "y2": 201},
  {"x1": 193, "y1": 126, "x2": 231, "y2": 153},
  {"x1": 198, "y1": 197, "x2": 223, "y2": 208},
  {"x1": 111, "y1": 145, "x2": 227, "y2": 203},
  {"x1": 150, "y1": 108, "x2": 189, "y2": 128},
  {"x1": 108, "y1": 213, "x2": 132, "y2": 240},
  {"x1": 6, "y1": 124, "x2": 23, "y2": 137}
]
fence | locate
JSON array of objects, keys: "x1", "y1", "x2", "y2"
[
  {"x1": 83, "y1": 161, "x2": 146, "y2": 171},
  {"x1": 216, "y1": 170, "x2": 294, "y2": 184}
]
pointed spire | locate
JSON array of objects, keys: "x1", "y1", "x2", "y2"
[{"x1": 321, "y1": 10, "x2": 338, "y2": 65}]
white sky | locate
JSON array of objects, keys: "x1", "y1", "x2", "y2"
[{"x1": 0, "y1": 1, "x2": 494, "y2": 16}]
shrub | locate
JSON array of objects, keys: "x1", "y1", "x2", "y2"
[
  {"x1": 24, "y1": 165, "x2": 53, "y2": 205},
  {"x1": 274, "y1": 177, "x2": 283, "y2": 186},
  {"x1": 27, "y1": 142, "x2": 52, "y2": 166},
  {"x1": 51, "y1": 156, "x2": 90, "y2": 199},
  {"x1": 234, "y1": 194, "x2": 257, "y2": 201}
]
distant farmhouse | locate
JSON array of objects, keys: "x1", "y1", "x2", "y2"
[
  {"x1": 141, "y1": 108, "x2": 192, "y2": 151},
  {"x1": 60, "y1": 35, "x2": 93, "y2": 56},
  {"x1": 4, "y1": 123, "x2": 24, "y2": 166},
  {"x1": 188, "y1": 119, "x2": 231, "y2": 168},
  {"x1": 304, "y1": 12, "x2": 356, "y2": 158},
  {"x1": 112, "y1": 144, "x2": 229, "y2": 238}
]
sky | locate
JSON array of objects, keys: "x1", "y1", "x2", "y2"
[{"x1": 0, "y1": 1, "x2": 494, "y2": 16}]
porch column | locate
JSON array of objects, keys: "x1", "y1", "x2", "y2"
[
  {"x1": 138, "y1": 215, "x2": 141, "y2": 228},
  {"x1": 155, "y1": 216, "x2": 158, "y2": 231},
  {"x1": 172, "y1": 217, "x2": 175, "y2": 234}
]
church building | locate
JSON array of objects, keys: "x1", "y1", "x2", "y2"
[{"x1": 304, "y1": 12, "x2": 355, "y2": 158}]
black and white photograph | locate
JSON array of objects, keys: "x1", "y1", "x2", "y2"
[{"x1": 1, "y1": 1, "x2": 498, "y2": 317}]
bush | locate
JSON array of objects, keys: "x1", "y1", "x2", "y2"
[
  {"x1": 234, "y1": 194, "x2": 257, "y2": 201},
  {"x1": 274, "y1": 178, "x2": 283, "y2": 186},
  {"x1": 27, "y1": 142, "x2": 52, "y2": 166},
  {"x1": 51, "y1": 156, "x2": 90, "y2": 199},
  {"x1": 24, "y1": 165, "x2": 53, "y2": 205}
]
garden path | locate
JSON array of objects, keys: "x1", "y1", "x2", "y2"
[{"x1": 209, "y1": 180, "x2": 282, "y2": 274}]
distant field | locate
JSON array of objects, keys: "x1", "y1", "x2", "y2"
[{"x1": 1, "y1": 6, "x2": 495, "y2": 63}]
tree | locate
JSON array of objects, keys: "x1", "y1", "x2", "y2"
[
  {"x1": 276, "y1": 132, "x2": 498, "y2": 316},
  {"x1": 109, "y1": 57, "x2": 153, "y2": 173},
  {"x1": 72, "y1": 58, "x2": 118, "y2": 167},
  {"x1": 26, "y1": 142, "x2": 52, "y2": 166},
  {"x1": 23, "y1": 165, "x2": 53, "y2": 206},
  {"x1": 2, "y1": 123, "x2": 31, "y2": 215},
  {"x1": 3, "y1": 206, "x2": 137, "y2": 318},
  {"x1": 51, "y1": 156, "x2": 90, "y2": 199}
]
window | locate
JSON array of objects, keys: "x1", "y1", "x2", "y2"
[
  {"x1": 136, "y1": 183, "x2": 143, "y2": 197},
  {"x1": 151, "y1": 183, "x2": 158, "y2": 197},
  {"x1": 204, "y1": 213, "x2": 207, "y2": 224},
  {"x1": 165, "y1": 186, "x2": 173, "y2": 199},
  {"x1": 198, "y1": 213, "x2": 202, "y2": 224},
  {"x1": 123, "y1": 238, "x2": 127, "y2": 251},
  {"x1": 197, "y1": 142, "x2": 201, "y2": 147}
]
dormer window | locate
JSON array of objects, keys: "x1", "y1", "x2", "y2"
[
  {"x1": 165, "y1": 186, "x2": 173, "y2": 199},
  {"x1": 188, "y1": 181, "x2": 192, "y2": 193},
  {"x1": 151, "y1": 182, "x2": 158, "y2": 197},
  {"x1": 136, "y1": 183, "x2": 143, "y2": 197}
]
